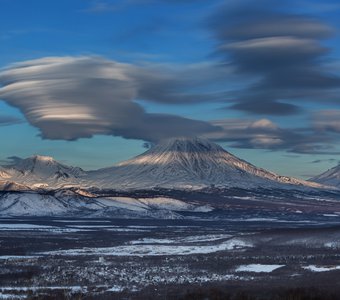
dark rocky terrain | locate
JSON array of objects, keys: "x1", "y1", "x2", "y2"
[{"x1": 1, "y1": 215, "x2": 340, "y2": 299}]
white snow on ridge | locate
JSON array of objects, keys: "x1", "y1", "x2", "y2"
[
  {"x1": 0, "y1": 191, "x2": 205, "y2": 218},
  {"x1": 89, "y1": 196, "x2": 210, "y2": 213},
  {"x1": 137, "y1": 197, "x2": 212, "y2": 212},
  {"x1": 0, "y1": 155, "x2": 84, "y2": 189},
  {"x1": 0, "y1": 193, "x2": 75, "y2": 216}
]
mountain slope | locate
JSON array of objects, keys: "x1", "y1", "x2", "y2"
[
  {"x1": 88, "y1": 137, "x2": 322, "y2": 190},
  {"x1": 0, "y1": 168, "x2": 10, "y2": 179},
  {"x1": 310, "y1": 165, "x2": 340, "y2": 187},
  {"x1": 1, "y1": 155, "x2": 84, "y2": 189}
]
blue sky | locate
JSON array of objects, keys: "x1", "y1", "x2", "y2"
[{"x1": 1, "y1": 0, "x2": 340, "y2": 178}]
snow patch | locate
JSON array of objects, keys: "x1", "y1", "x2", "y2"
[
  {"x1": 130, "y1": 234, "x2": 233, "y2": 245},
  {"x1": 303, "y1": 265, "x2": 340, "y2": 272},
  {"x1": 42, "y1": 238, "x2": 252, "y2": 257},
  {"x1": 0, "y1": 223, "x2": 55, "y2": 229},
  {"x1": 325, "y1": 242, "x2": 340, "y2": 248},
  {"x1": 236, "y1": 264, "x2": 284, "y2": 273},
  {"x1": 0, "y1": 255, "x2": 41, "y2": 260},
  {"x1": 322, "y1": 214, "x2": 339, "y2": 217}
]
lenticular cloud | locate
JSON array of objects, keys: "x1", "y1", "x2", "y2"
[{"x1": 0, "y1": 56, "x2": 218, "y2": 141}]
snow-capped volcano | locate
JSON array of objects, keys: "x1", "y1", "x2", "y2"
[
  {"x1": 1, "y1": 155, "x2": 84, "y2": 188},
  {"x1": 0, "y1": 138, "x2": 325, "y2": 191},
  {"x1": 310, "y1": 165, "x2": 340, "y2": 188},
  {"x1": 89, "y1": 137, "x2": 321, "y2": 190}
]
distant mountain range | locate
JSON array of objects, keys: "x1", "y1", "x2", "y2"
[
  {"x1": 0, "y1": 138, "x2": 325, "y2": 191},
  {"x1": 1, "y1": 137, "x2": 340, "y2": 218}
]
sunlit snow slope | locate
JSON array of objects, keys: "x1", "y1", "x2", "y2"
[
  {"x1": 88, "y1": 137, "x2": 322, "y2": 190},
  {"x1": 0, "y1": 155, "x2": 84, "y2": 189}
]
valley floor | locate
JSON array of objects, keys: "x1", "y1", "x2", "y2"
[{"x1": 0, "y1": 218, "x2": 340, "y2": 299}]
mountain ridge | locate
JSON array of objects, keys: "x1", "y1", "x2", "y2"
[
  {"x1": 0, "y1": 137, "x2": 328, "y2": 191},
  {"x1": 0, "y1": 155, "x2": 84, "y2": 189},
  {"x1": 310, "y1": 164, "x2": 340, "y2": 188}
]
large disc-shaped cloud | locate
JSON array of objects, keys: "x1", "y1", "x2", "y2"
[{"x1": 0, "y1": 56, "x2": 219, "y2": 141}]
